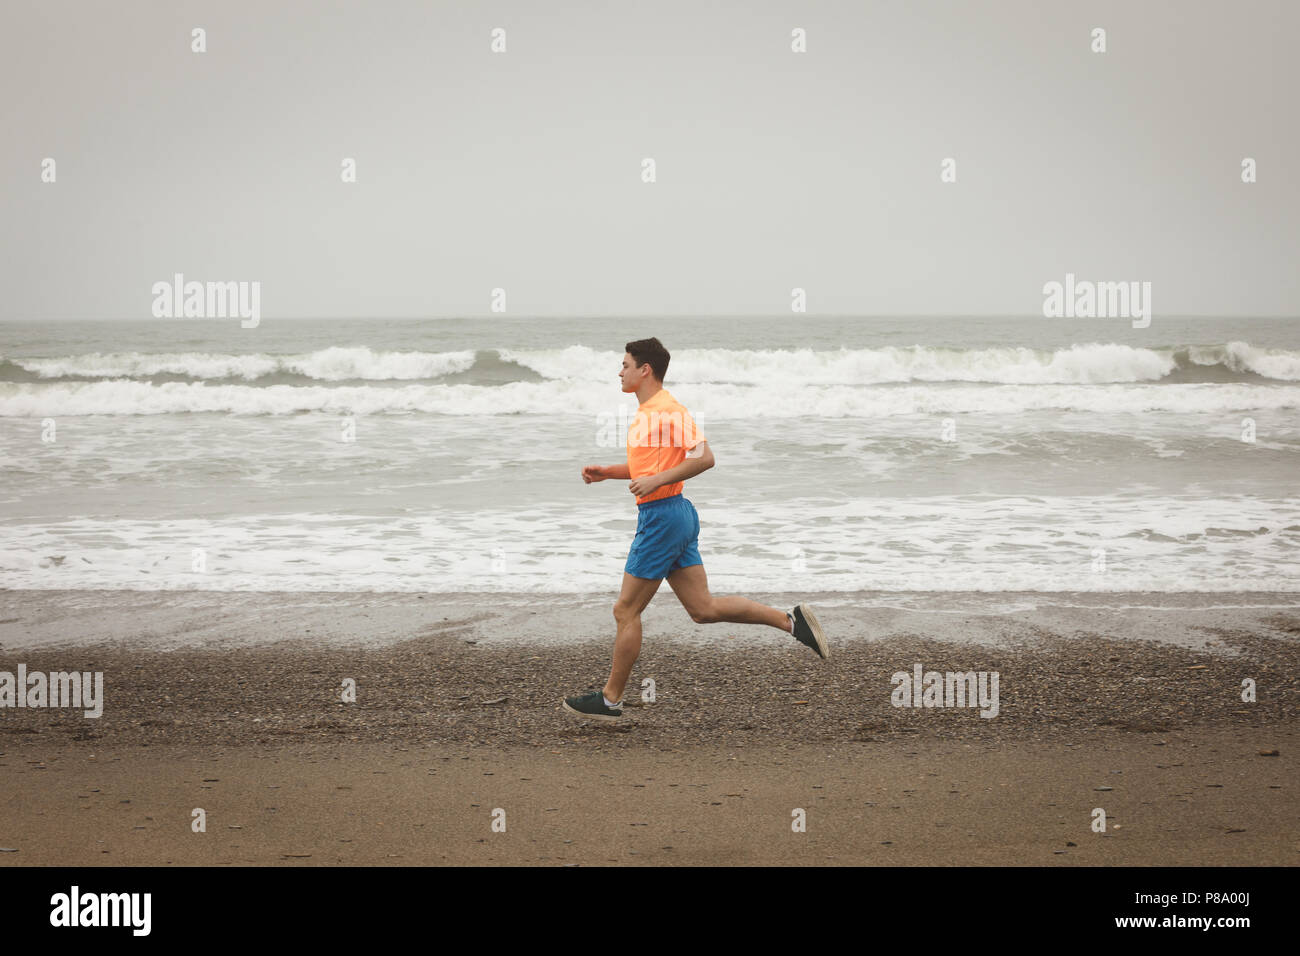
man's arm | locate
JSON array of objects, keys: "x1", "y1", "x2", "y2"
[
  {"x1": 650, "y1": 440, "x2": 714, "y2": 486},
  {"x1": 581, "y1": 463, "x2": 631, "y2": 483}
]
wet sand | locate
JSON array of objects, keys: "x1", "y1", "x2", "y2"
[{"x1": 0, "y1": 589, "x2": 1297, "y2": 865}]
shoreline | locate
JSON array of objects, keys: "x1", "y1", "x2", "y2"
[{"x1": 3, "y1": 588, "x2": 1299, "y2": 653}]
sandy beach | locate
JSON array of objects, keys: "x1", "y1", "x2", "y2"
[{"x1": 1, "y1": 589, "x2": 1296, "y2": 865}]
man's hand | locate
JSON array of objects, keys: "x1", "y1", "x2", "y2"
[
  {"x1": 581, "y1": 465, "x2": 608, "y2": 483},
  {"x1": 628, "y1": 475, "x2": 662, "y2": 497}
]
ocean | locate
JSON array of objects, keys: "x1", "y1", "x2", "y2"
[{"x1": 2, "y1": 316, "x2": 1298, "y2": 599}]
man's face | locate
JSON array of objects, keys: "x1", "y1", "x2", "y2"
[{"x1": 620, "y1": 353, "x2": 642, "y2": 392}]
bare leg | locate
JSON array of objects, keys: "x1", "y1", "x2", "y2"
[
  {"x1": 665, "y1": 564, "x2": 792, "y2": 631},
  {"x1": 603, "y1": 572, "x2": 663, "y2": 702}
]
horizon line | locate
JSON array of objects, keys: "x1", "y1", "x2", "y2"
[{"x1": 5, "y1": 313, "x2": 1299, "y2": 322}]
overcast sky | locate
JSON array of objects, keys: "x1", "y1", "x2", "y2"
[{"x1": 2, "y1": 0, "x2": 1296, "y2": 320}]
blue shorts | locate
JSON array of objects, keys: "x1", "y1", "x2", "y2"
[{"x1": 625, "y1": 494, "x2": 702, "y2": 580}]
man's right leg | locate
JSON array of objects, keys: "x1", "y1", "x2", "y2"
[
  {"x1": 666, "y1": 563, "x2": 789, "y2": 630},
  {"x1": 603, "y1": 571, "x2": 663, "y2": 703},
  {"x1": 667, "y1": 563, "x2": 829, "y2": 659}
]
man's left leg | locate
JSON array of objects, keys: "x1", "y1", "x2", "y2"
[
  {"x1": 603, "y1": 571, "x2": 664, "y2": 702},
  {"x1": 562, "y1": 571, "x2": 663, "y2": 723}
]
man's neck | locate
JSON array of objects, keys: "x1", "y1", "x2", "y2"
[{"x1": 636, "y1": 382, "x2": 664, "y2": 406}]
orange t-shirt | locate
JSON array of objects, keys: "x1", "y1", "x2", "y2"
[{"x1": 627, "y1": 388, "x2": 707, "y2": 504}]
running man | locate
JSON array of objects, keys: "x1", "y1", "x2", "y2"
[{"x1": 563, "y1": 337, "x2": 828, "y2": 723}]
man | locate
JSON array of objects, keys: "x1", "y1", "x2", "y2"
[{"x1": 563, "y1": 337, "x2": 829, "y2": 724}]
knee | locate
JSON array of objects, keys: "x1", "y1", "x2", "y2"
[
  {"x1": 613, "y1": 600, "x2": 637, "y2": 624},
  {"x1": 688, "y1": 602, "x2": 717, "y2": 625}
]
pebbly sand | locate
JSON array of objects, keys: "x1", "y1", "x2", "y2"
[{"x1": 0, "y1": 589, "x2": 1297, "y2": 865}]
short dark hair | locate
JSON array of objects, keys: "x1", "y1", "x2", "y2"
[{"x1": 625, "y1": 337, "x2": 670, "y2": 383}]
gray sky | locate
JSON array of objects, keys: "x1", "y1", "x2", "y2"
[{"x1": 2, "y1": 0, "x2": 1296, "y2": 320}]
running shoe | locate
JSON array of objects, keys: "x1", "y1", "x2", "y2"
[
  {"x1": 789, "y1": 603, "x2": 829, "y2": 659},
  {"x1": 562, "y1": 689, "x2": 624, "y2": 723}
]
